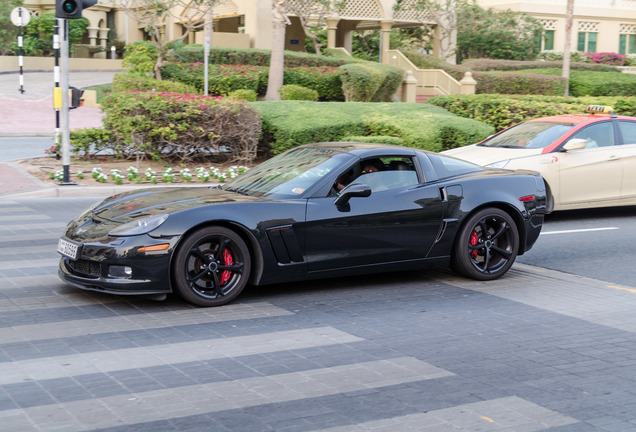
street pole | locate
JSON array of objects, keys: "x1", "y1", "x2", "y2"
[
  {"x1": 17, "y1": 8, "x2": 26, "y2": 94},
  {"x1": 59, "y1": 18, "x2": 74, "y2": 185},
  {"x1": 54, "y1": 19, "x2": 61, "y2": 158}
]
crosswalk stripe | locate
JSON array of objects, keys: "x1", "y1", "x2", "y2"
[
  {"x1": 0, "y1": 327, "x2": 364, "y2": 385},
  {"x1": 0, "y1": 357, "x2": 453, "y2": 431},
  {"x1": 1, "y1": 301, "x2": 294, "y2": 343}
]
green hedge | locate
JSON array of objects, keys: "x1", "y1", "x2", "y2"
[
  {"x1": 512, "y1": 68, "x2": 636, "y2": 97},
  {"x1": 402, "y1": 51, "x2": 631, "y2": 96},
  {"x1": 166, "y1": 44, "x2": 350, "y2": 68},
  {"x1": 253, "y1": 101, "x2": 493, "y2": 155},
  {"x1": 338, "y1": 63, "x2": 404, "y2": 102},
  {"x1": 474, "y1": 72, "x2": 567, "y2": 95},
  {"x1": 462, "y1": 59, "x2": 619, "y2": 73},
  {"x1": 112, "y1": 73, "x2": 198, "y2": 94},
  {"x1": 284, "y1": 66, "x2": 344, "y2": 101},
  {"x1": 279, "y1": 85, "x2": 319, "y2": 101},
  {"x1": 160, "y1": 62, "x2": 268, "y2": 95},
  {"x1": 160, "y1": 62, "x2": 343, "y2": 100},
  {"x1": 427, "y1": 94, "x2": 634, "y2": 131}
]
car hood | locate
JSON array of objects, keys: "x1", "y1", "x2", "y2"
[
  {"x1": 443, "y1": 145, "x2": 543, "y2": 166},
  {"x1": 92, "y1": 186, "x2": 272, "y2": 221}
]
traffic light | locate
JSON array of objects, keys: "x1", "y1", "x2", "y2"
[
  {"x1": 70, "y1": 87, "x2": 84, "y2": 109},
  {"x1": 56, "y1": 0, "x2": 97, "y2": 19}
]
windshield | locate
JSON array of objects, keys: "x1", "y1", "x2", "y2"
[
  {"x1": 479, "y1": 121, "x2": 575, "y2": 149},
  {"x1": 222, "y1": 147, "x2": 350, "y2": 198}
]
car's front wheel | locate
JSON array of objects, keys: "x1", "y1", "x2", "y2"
[
  {"x1": 452, "y1": 208, "x2": 519, "y2": 281},
  {"x1": 173, "y1": 226, "x2": 251, "y2": 307}
]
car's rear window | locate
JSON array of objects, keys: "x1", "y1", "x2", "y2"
[
  {"x1": 479, "y1": 121, "x2": 575, "y2": 149},
  {"x1": 429, "y1": 154, "x2": 481, "y2": 180}
]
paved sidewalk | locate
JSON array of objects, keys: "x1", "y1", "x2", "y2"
[{"x1": 0, "y1": 70, "x2": 118, "y2": 198}]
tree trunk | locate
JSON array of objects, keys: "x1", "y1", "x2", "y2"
[
  {"x1": 562, "y1": 0, "x2": 574, "y2": 97},
  {"x1": 264, "y1": 0, "x2": 288, "y2": 101}
]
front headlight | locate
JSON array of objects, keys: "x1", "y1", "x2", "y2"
[
  {"x1": 108, "y1": 214, "x2": 169, "y2": 237},
  {"x1": 486, "y1": 159, "x2": 510, "y2": 169}
]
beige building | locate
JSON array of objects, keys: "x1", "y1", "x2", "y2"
[
  {"x1": 21, "y1": 0, "x2": 437, "y2": 60},
  {"x1": 19, "y1": 0, "x2": 636, "y2": 60},
  {"x1": 479, "y1": 0, "x2": 636, "y2": 55}
]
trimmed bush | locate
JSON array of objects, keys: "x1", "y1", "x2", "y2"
[
  {"x1": 279, "y1": 85, "x2": 319, "y2": 101},
  {"x1": 101, "y1": 91, "x2": 262, "y2": 163},
  {"x1": 167, "y1": 44, "x2": 350, "y2": 68},
  {"x1": 227, "y1": 89, "x2": 258, "y2": 102},
  {"x1": 161, "y1": 62, "x2": 343, "y2": 100},
  {"x1": 160, "y1": 62, "x2": 268, "y2": 95},
  {"x1": 474, "y1": 72, "x2": 567, "y2": 95},
  {"x1": 427, "y1": 94, "x2": 635, "y2": 131},
  {"x1": 462, "y1": 58, "x2": 619, "y2": 73},
  {"x1": 283, "y1": 66, "x2": 344, "y2": 101},
  {"x1": 253, "y1": 101, "x2": 493, "y2": 154},
  {"x1": 513, "y1": 68, "x2": 636, "y2": 96},
  {"x1": 112, "y1": 74, "x2": 197, "y2": 94},
  {"x1": 338, "y1": 63, "x2": 384, "y2": 102},
  {"x1": 337, "y1": 63, "x2": 404, "y2": 102},
  {"x1": 371, "y1": 64, "x2": 406, "y2": 102}
]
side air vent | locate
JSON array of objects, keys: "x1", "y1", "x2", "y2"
[{"x1": 266, "y1": 225, "x2": 304, "y2": 264}]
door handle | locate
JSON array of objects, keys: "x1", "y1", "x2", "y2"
[{"x1": 608, "y1": 155, "x2": 620, "y2": 161}]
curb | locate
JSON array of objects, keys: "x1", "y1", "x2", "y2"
[{"x1": 0, "y1": 183, "x2": 217, "y2": 199}]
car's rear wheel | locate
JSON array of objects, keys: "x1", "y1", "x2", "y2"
[
  {"x1": 452, "y1": 208, "x2": 519, "y2": 281},
  {"x1": 173, "y1": 226, "x2": 250, "y2": 307}
]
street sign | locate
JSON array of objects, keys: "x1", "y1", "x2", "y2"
[{"x1": 10, "y1": 7, "x2": 31, "y2": 27}]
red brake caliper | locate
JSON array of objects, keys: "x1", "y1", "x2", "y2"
[
  {"x1": 469, "y1": 230, "x2": 479, "y2": 259},
  {"x1": 220, "y1": 248, "x2": 233, "y2": 285}
]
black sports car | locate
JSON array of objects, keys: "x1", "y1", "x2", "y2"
[{"x1": 58, "y1": 142, "x2": 547, "y2": 307}]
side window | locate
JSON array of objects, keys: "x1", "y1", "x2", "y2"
[
  {"x1": 618, "y1": 121, "x2": 636, "y2": 145},
  {"x1": 569, "y1": 122, "x2": 615, "y2": 148},
  {"x1": 356, "y1": 157, "x2": 419, "y2": 192}
]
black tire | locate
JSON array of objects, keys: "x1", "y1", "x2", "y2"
[
  {"x1": 452, "y1": 208, "x2": 519, "y2": 281},
  {"x1": 172, "y1": 226, "x2": 251, "y2": 307}
]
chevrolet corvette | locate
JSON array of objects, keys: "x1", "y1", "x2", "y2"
[{"x1": 58, "y1": 142, "x2": 547, "y2": 306}]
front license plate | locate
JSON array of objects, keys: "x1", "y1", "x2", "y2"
[{"x1": 57, "y1": 238, "x2": 81, "y2": 260}]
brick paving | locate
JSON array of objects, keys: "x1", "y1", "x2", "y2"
[{"x1": 0, "y1": 198, "x2": 636, "y2": 431}]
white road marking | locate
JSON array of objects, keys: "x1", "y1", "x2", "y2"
[{"x1": 540, "y1": 227, "x2": 618, "y2": 235}]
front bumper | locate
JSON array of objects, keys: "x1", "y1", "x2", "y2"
[
  {"x1": 57, "y1": 234, "x2": 176, "y2": 295},
  {"x1": 58, "y1": 258, "x2": 172, "y2": 295}
]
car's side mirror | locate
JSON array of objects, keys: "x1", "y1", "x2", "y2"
[
  {"x1": 562, "y1": 138, "x2": 587, "y2": 151},
  {"x1": 333, "y1": 183, "x2": 371, "y2": 207}
]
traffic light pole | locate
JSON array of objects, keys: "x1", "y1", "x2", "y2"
[{"x1": 59, "y1": 18, "x2": 74, "y2": 185}]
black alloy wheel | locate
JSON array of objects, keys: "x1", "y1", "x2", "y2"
[
  {"x1": 173, "y1": 226, "x2": 250, "y2": 306},
  {"x1": 452, "y1": 208, "x2": 519, "y2": 281}
]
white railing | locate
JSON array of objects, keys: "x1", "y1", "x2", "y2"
[{"x1": 383, "y1": 49, "x2": 462, "y2": 96}]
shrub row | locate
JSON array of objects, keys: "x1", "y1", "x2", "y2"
[
  {"x1": 74, "y1": 91, "x2": 262, "y2": 163},
  {"x1": 112, "y1": 73, "x2": 198, "y2": 94},
  {"x1": 166, "y1": 44, "x2": 350, "y2": 68},
  {"x1": 254, "y1": 101, "x2": 494, "y2": 154},
  {"x1": 160, "y1": 62, "x2": 344, "y2": 100},
  {"x1": 512, "y1": 68, "x2": 636, "y2": 97},
  {"x1": 426, "y1": 94, "x2": 635, "y2": 131},
  {"x1": 474, "y1": 72, "x2": 567, "y2": 96},
  {"x1": 402, "y1": 50, "x2": 632, "y2": 96},
  {"x1": 462, "y1": 58, "x2": 619, "y2": 73}
]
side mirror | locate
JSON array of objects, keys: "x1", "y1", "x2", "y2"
[
  {"x1": 562, "y1": 138, "x2": 587, "y2": 151},
  {"x1": 333, "y1": 183, "x2": 371, "y2": 207}
]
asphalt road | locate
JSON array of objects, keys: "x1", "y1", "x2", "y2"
[
  {"x1": 519, "y1": 206, "x2": 636, "y2": 288},
  {"x1": 2, "y1": 196, "x2": 636, "y2": 431}
]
